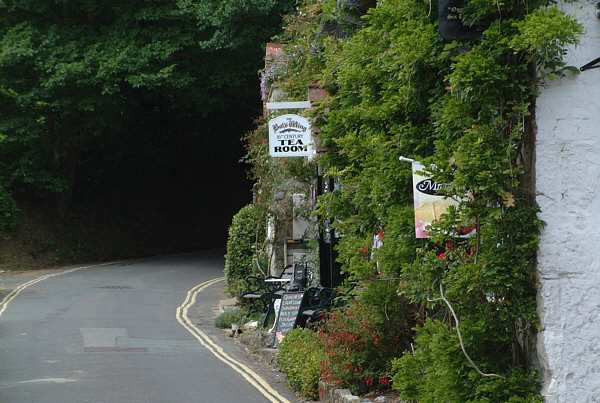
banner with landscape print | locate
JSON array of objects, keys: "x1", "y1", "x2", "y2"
[{"x1": 411, "y1": 161, "x2": 460, "y2": 239}]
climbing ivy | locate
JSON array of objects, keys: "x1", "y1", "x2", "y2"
[{"x1": 246, "y1": 0, "x2": 581, "y2": 400}]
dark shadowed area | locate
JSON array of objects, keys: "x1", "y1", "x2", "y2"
[{"x1": 0, "y1": 0, "x2": 294, "y2": 269}]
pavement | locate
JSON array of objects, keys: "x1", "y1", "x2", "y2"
[{"x1": 0, "y1": 251, "x2": 297, "y2": 403}]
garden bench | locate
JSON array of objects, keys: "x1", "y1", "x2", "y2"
[{"x1": 240, "y1": 265, "x2": 295, "y2": 327}]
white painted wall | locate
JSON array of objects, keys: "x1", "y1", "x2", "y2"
[{"x1": 536, "y1": 2, "x2": 600, "y2": 401}]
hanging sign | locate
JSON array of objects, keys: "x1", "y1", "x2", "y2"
[
  {"x1": 438, "y1": 0, "x2": 481, "y2": 41},
  {"x1": 411, "y1": 161, "x2": 460, "y2": 239},
  {"x1": 268, "y1": 114, "x2": 314, "y2": 158}
]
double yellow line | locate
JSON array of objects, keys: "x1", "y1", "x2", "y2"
[
  {"x1": 0, "y1": 262, "x2": 118, "y2": 318},
  {"x1": 0, "y1": 264, "x2": 287, "y2": 401},
  {"x1": 176, "y1": 277, "x2": 290, "y2": 403}
]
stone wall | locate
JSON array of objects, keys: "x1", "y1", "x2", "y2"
[{"x1": 536, "y1": 1, "x2": 600, "y2": 401}]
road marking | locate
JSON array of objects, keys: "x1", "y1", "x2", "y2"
[
  {"x1": 0, "y1": 378, "x2": 78, "y2": 389},
  {"x1": 16, "y1": 378, "x2": 77, "y2": 385},
  {"x1": 176, "y1": 278, "x2": 290, "y2": 403},
  {"x1": 0, "y1": 262, "x2": 120, "y2": 318}
]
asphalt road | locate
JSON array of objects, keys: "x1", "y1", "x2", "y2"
[{"x1": 0, "y1": 252, "x2": 278, "y2": 403}]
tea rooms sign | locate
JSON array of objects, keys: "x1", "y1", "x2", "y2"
[{"x1": 268, "y1": 114, "x2": 314, "y2": 158}]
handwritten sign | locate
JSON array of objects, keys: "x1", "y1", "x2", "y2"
[{"x1": 275, "y1": 292, "x2": 305, "y2": 345}]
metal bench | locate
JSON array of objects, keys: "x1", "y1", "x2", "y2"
[
  {"x1": 240, "y1": 265, "x2": 295, "y2": 327},
  {"x1": 298, "y1": 287, "x2": 335, "y2": 327}
]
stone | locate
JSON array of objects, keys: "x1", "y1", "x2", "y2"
[{"x1": 242, "y1": 320, "x2": 258, "y2": 331}]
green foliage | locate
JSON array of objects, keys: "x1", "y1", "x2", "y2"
[
  {"x1": 0, "y1": 0, "x2": 293, "y2": 231},
  {"x1": 510, "y1": 7, "x2": 583, "y2": 74},
  {"x1": 278, "y1": 328, "x2": 324, "y2": 400},
  {"x1": 214, "y1": 308, "x2": 246, "y2": 329},
  {"x1": 224, "y1": 204, "x2": 266, "y2": 297},
  {"x1": 391, "y1": 320, "x2": 464, "y2": 402},
  {"x1": 391, "y1": 320, "x2": 542, "y2": 403},
  {"x1": 242, "y1": 0, "x2": 581, "y2": 400}
]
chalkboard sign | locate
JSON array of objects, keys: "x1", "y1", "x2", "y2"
[{"x1": 274, "y1": 292, "x2": 305, "y2": 345}]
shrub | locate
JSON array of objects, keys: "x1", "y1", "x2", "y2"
[
  {"x1": 319, "y1": 285, "x2": 414, "y2": 395},
  {"x1": 224, "y1": 204, "x2": 265, "y2": 298},
  {"x1": 278, "y1": 328, "x2": 324, "y2": 400},
  {"x1": 214, "y1": 308, "x2": 246, "y2": 329},
  {"x1": 391, "y1": 319, "x2": 543, "y2": 403}
]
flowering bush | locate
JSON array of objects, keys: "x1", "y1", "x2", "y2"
[{"x1": 319, "y1": 284, "x2": 414, "y2": 395}]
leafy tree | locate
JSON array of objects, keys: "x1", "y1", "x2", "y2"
[{"x1": 0, "y1": 0, "x2": 293, "y2": 229}]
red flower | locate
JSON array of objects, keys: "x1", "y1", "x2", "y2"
[
  {"x1": 365, "y1": 377, "x2": 374, "y2": 387},
  {"x1": 379, "y1": 376, "x2": 391, "y2": 386},
  {"x1": 436, "y1": 251, "x2": 446, "y2": 261},
  {"x1": 359, "y1": 246, "x2": 370, "y2": 257}
]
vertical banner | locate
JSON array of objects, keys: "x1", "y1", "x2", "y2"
[{"x1": 411, "y1": 162, "x2": 459, "y2": 238}]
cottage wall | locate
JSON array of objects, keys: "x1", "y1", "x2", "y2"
[{"x1": 536, "y1": 2, "x2": 600, "y2": 401}]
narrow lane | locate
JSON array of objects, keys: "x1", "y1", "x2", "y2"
[{"x1": 0, "y1": 252, "x2": 270, "y2": 403}]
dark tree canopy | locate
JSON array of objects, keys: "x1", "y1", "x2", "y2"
[{"x1": 0, "y1": 0, "x2": 293, "y2": 255}]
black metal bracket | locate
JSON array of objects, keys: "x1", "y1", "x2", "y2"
[{"x1": 580, "y1": 56, "x2": 600, "y2": 72}]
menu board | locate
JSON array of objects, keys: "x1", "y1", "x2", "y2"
[{"x1": 274, "y1": 292, "x2": 305, "y2": 345}]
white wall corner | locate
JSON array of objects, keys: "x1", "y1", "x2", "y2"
[{"x1": 535, "y1": 1, "x2": 600, "y2": 402}]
